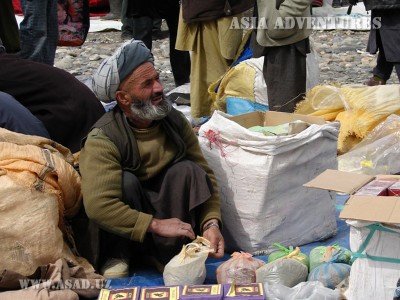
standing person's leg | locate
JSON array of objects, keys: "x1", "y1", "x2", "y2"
[
  {"x1": 19, "y1": 0, "x2": 58, "y2": 65},
  {"x1": 131, "y1": 16, "x2": 153, "y2": 50},
  {"x1": 101, "y1": 0, "x2": 122, "y2": 20},
  {"x1": 263, "y1": 43, "x2": 307, "y2": 113},
  {"x1": 120, "y1": 0, "x2": 134, "y2": 39},
  {"x1": 189, "y1": 16, "x2": 243, "y2": 118},
  {"x1": 367, "y1": 30, "x2": 393, "y2": 85},
  {"x1": 0, "y1": 0, "x2": 20, "y2": 53},
  {"x1": 372, "y1": 49, "x2": 394, "y2": 82},
  {"x1": 165, "y1": 8, "x2": 190, "y2": 86}
]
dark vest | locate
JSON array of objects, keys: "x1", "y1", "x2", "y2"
[
  {"x1": 84, "y1": 106, "x2": 187, "y2": 172},
  {"x1": 181, "y1": 0, "x2": 254, "y2": 23}
]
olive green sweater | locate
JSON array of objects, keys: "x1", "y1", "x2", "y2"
[
  {"x1": 79, "y1": 112, "x2": 221, "y2": 242},
  {"x1": 256, "y1": 0, "x2": 312, "y2": 47}
]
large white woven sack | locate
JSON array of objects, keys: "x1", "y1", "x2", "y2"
[
  {"x1": 345, "y1": 221, "x2": 400, "y2": 300},
  {"x1": 0, "y1": 175, "x2": 63, "y2": 276},
  {"x1": 198, "y1": 111, "x2": 339, "y2": 253}
]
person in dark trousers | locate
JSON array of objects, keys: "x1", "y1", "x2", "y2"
[
  {"x1": 350, "y1": 0, "x2": 400, "y2": 85},
  {"x1": 126, "y1": 0, "x2": 191, "y2": 87},
  {"x1": 251, "y1": 0, "x2": 313, "y2": 112}
]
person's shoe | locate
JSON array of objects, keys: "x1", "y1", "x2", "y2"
[
  {"x1": 101, "y1": 258, "x2": 129, "y2": 278},
  {"x1": 121, "y1": 31, "x2": 133, "y2": 40},
  {"x1": 101, "y1": 12, "x2": 121, "y2": 21},
  {"x1": 100, "y1": 0, "x2": 122, "y2": 21},
  {"x1": 332, "y1": 0, "x2": 341, "y2": 8},
  {"x1": 364, "y1": 76, "x2": 387, "y2": 86}
]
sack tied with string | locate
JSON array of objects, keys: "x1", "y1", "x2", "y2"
[{"x1": 163, "y1": 237, "x2": 211, "y2": 286}]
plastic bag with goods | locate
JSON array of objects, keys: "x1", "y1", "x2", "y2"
[
  {"x1": 256, "y1": 255, "x2": 308, "y2": 288},
  {"x1": 267, "y1": 244, "x2": 309, "y2": 270},
  {"x1": 308, "y1": 248, "x2": 351, "y2": 289},
  {"x1": 309, "y1": 245, "x2": 352, "y2": 273},
  {"x1": 216, "y1": 252, "x2": 266, "y2": 284},
  {"x1": 295, "y1": 84, "x2": 400, "y2": 154},
  {"x1": 264, "y1": 281, "x2": 341, "y2": 300},
  {"x1": 338, "y1": 114, "x2": 400, "y2": 175}
]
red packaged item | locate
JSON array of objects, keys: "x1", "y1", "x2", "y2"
[
  {"x1": 216, "y1": 252, "x2": 265, "y2": 284},
  {"x1": 354, "y1": 179, "x2": 396, "y2": 196}
]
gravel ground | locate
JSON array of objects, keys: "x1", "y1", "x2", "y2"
[{"x1": 54, "y1": 28, "x2": 398, "y2": 95}]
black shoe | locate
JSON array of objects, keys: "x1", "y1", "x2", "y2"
[{"x1": 101, "y1": 13, "x2": 121, "y2": 21}]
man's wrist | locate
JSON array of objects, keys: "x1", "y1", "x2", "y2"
[{"x1": 203, "y1": 220, "x2": 220, "y2": 232}]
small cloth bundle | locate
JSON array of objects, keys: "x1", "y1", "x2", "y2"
[
  {"x1": 309, "y1": 245, "x2": 352, "y2": 272},
  {"x1": 163, "y1": 237, "x2": 211, "y2": 286},
  {"x1": 268, "y1": 244, "x2": 310, "y2": 270},
  {"x1": 256, "y1": 248, "x2": 309, "y2": 288},
  {"x1": 216, "y1": 252, "x2": 266, "y2": 284},
  {"x1": 308, "y1": 248, "x2": 352, "y2": 289}
]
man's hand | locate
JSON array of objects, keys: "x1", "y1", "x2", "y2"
[
  {"x1": 148, "y1": 218, "x2": 195, "y2": 240},
  {"x1": 202, "y1": 220, "x2": 224, "y2": 258}
]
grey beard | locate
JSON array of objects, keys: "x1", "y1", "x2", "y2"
[{"x1": 130, "y1": 94, "x2": 172, "y2": 121}]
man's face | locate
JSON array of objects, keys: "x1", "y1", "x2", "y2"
[{"x1": 118, "y1": 62, "x2": 172, "y2": 122}]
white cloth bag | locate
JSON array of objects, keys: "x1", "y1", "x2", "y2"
[{"x1": 198, "y1": 111, "x2": 339, "y2": 253}]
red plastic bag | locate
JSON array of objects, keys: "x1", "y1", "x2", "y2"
[{"x1": 57, "y1": 0, "x2": 90, "y2": 46}]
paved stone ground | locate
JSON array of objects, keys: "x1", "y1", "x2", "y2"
[{"x1": 54, "y1": 28, "x2": 398, "y2": 95}]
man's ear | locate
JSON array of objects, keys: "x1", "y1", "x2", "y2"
[{"x1": 115, "y1": 90, "x2": 130, "y2": 107}]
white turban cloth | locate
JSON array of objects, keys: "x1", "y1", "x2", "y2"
[{"x1": 91, "y1": 39, "x2": 154, "y2": 103}]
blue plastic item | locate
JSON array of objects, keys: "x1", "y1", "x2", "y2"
[{"x1": 226, "y1": 97, "x2": 268, "y2": 116}]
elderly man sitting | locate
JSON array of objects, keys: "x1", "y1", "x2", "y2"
[{"x1": 80, "y1": 40, "x2": 224, "y2": 278}]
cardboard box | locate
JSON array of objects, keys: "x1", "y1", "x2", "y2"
[
  {"x1": 304, "y1": 169, "x2": 400, "y2": 300},
  {"x1": 181, "y1": 284, "x2": 223, "y2": 300},
  {"x1": 98, "y1": 287, "x2": 140, "y2": 300},
  {"x1": 304, "y1": 169, "x2": 400, "y2": 223},
  {"x1": 226, "y1": 111, "x2": 326, "y2": 129},
  {"x1": 388, "y1": 181, "x2": 400, "y2": 196}
]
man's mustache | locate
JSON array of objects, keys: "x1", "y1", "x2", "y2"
[{"x1": 131, "y1": 93, "x2": 165, "y2": 108}]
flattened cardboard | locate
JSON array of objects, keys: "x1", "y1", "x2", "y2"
[
  {"x1": 305, "y1": 170, "x2": 400, "y2": 224},
  {"x1": 228, "y1": 111, "x2": 326, "y2": 129},
  {"x1": 339, "y1": 196, "x2": 400, "y2": 224},
  {"x1": 303, "y1": 169, "x2": 374, "y2": 194}
]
